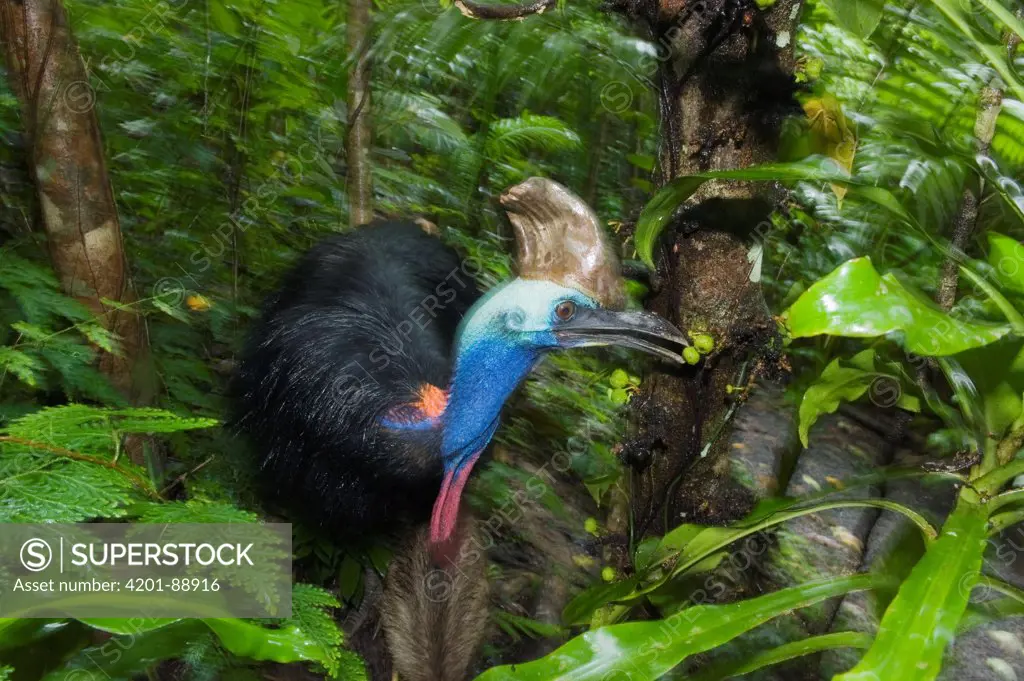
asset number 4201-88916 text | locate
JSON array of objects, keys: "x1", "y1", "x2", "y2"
[{"x1": 124, "y1": 577, "x2": 221, "y2": 592}]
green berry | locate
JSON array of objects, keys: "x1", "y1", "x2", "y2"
[
  {"x1": 610, "y1": 387, "x2": 630, "y2": 405},
  {"x1": 628, "y1": 374, "x2": 641, "y2": 386},
  {"x1": 584, "y1": 517, "x2": 599, "y2": 535},
  {"x1": 683, "y1": 346, "x2": 701, "y2": 365},
  {"x1": 601, "y1": 566, "x2": 616, "y2": 582},
  {"x1": 694, "y1": 334, "x2": 714, "y2": 354},
  {"x1": 609, "y1": 368, "x2": 629, "y2": 388}
]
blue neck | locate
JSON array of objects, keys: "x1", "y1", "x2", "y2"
[{"x1": 441, "y1": 337, "x2": 540, "y2": 467}]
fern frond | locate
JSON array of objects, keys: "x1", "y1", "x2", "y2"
[
  {"x1": 287, "y1": 584, "x2": 369, "y2": 679},
  {"x1": 376, "y1": 90, "x2": 471, "y2": 154},
  {"x1": 129, "y1": 500, "x2": 260, "y2": 524},
  {"x1": 0, "y1": 347, "x2": 42, "y2": 387},
  {"x1": 0, "y1": 253, "x2": 92, "y2": 326},
  {"x1": 5, "y1": 405, "x2": 218, "y2": 456},
  {"x1": 125, "y1": 500, "x2": 288, "y2": 609},
  {"x1": 485, "y1": 114, "x2": 581, "y2": 160},
  {"x1": 0, "y1": 459, "x2": 140, "y2": 522},
  {"x1": 0, "y1": 406, "x2": 217, "y2": 522}
]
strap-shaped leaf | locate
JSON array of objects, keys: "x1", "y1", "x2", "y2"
[
  {"x1": 563, "y1": 496, "x2": 937, "y2": 625},
  {"x1": 834, "y1": 492, "x2": 988, "y2": 681},
  {"x1": 687, "y1": 631, "x2": 874, "y2": 681},
  {"x1": 476, "y1": 573, "x2": 888, "y2": 681}
]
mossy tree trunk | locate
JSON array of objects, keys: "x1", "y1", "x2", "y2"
[
  {"x1": 617, "y1": 0, "x2": 804, "y2": 534},
  {"x1": 0, "y1": 0, "x2": 152, "y2": 409},
  {"x1": 346, "y1": 0, "x2": 374, "y2": 227}
]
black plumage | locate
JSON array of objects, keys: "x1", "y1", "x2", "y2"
[{"x1": 231, "y1": 221, "x2": 480, "y2": 538}]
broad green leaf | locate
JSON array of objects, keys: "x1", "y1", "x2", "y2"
[
  {"x1": 794, "y1": 356, "x2": 884, "y2": 446},
  {"x1": 78, "y1": 617, "x2": 180, "y2": 634},
  {"x1": 75, "y1": 590, "x2": 347, "y2": 673},
  {"x1": 835, "y1": 492, "x2": 989, "y2": 681},
  {"x1": 798, "y1": 353, "x2": 919, "y2": 447},
  {"x1": 43, "y1": 621, "x2": 208, "y2": 681},
  {"x1": 0, "y1": 618, "x2": 63, "y2": 651},
  {"x1": 783, "y1": 258, "x2": 1011, "y2": 356},
  {"x1": 825, "y1": 0, "x2": 884, "y2": 38},
  {"x1": 688, "y1": 631, "x2": 874, "y2": 681},
  {"x1": 475, "y1": 574, "x2": 886, "y2": 681},
  {"x1": 204, "y1": 618, "x2": 330, "y2": 665},
  {"x1": 989, "y1": 233, "x2": 1024, "y2": 295},
  {"x1": 634, "y1": 157, "x2": 849, "y2": 268},
  {"x1": 79, "y1": 323, "x2": 121, "y2": 355}
]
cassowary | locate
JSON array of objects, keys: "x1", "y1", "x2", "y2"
[{"x1": 232, "y1": 178, "x2": 687, "y2": 681}]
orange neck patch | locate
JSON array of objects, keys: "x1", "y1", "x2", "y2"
[
  {"x1": 380, "y1": 383, "x2": 449, "y2": 431},
  {"x1": 414, "y1": 383, "x2": 449, "y2": 419}
]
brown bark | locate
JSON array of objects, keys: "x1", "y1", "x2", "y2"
[
  {"x1": 346, "y1": 0, "x2": 373, "y2": 228},
  {"x1": 937, "y1": 85, "x2": 1003, "y2": 310},
  {"x1": 0, "y1": 0, "x2": 148, "y2": 407},
  {"x1": 626, "y1": 0, "x2": 804, "y2": 534},
  {"x1": 452, "y1": 0, "x2": 555, "y2": 20}
]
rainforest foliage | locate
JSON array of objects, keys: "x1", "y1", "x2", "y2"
[{"x1": 2, "y1": 0, "x2": 1024, "y2": 679}]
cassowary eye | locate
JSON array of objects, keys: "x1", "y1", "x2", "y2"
[{"x1": 555, "y1": 300, "x2": 577, "y2": 321}]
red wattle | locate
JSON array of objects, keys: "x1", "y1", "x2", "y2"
[{"x1": 429, "y1": 454, "x2": 480, "y2": 559}]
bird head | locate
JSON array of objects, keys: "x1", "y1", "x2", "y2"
[
  {"x1": 455, "y1": 277, "x2": 687, "y2": 362},
  {"x1": 430, "y1": 178, "x2": 688, "y2": 559}
]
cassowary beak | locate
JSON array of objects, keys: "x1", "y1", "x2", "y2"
[{"x1": 554, "y1": 308, "x2": 690, "y2": 364}]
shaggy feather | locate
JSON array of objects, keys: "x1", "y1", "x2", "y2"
[{"x1": 382, "y1": 518, "x2": 490, "y2": 681}]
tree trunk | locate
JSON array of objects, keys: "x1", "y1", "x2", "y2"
[
  {"x1": 623, "y1": 0, "x2": 804, "y2": 535},
  {"x1": 346, "y1": 0, "x2": 373, "y2": 228},
  {"x1": 0, "y1": 0, "x2": 151, "y2": 412}
]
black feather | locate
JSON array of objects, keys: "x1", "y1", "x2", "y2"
[{"x1": 231, "y1": 221, "x2": 480, "y2": 538}]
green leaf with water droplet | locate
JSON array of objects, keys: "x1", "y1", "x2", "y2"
[{"x1": 783, "y1": 258, "x2": 1010, "y2": 356}]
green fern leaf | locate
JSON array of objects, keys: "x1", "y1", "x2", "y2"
[
  {"x1": 287, "y1": 584, "x2": 367, "y2": 679},
  {"x1": 0, "y1": 347, "x2": 42, "y2": 387},
  {"x1": 485, "y1": 114, "x2": 581, "y2": 160}
]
